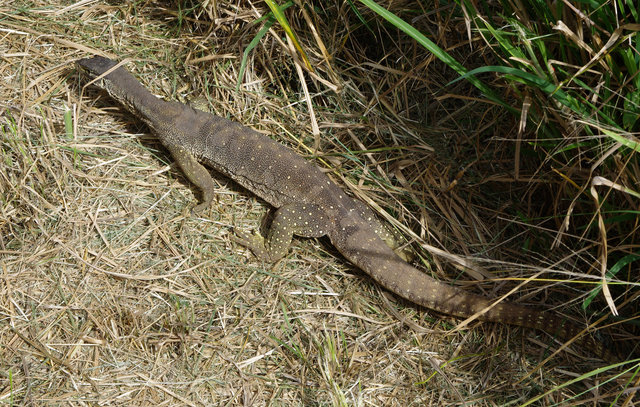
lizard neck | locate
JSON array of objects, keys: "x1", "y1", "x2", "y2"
[{"x1": 96, "y1": 66, "x2": 170, "y2": 131}]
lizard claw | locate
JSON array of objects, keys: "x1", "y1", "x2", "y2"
[
  {"x1": 191, "y1": 200, "x2": 213, "y2": 216},
  {"x1": 231, "y1": 230, "x2": 273, "y2": 262}
]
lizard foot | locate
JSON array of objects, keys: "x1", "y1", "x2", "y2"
[
  {"x1": 393, "y1": 244, "x2": 415, "y2": 263},
  {"x1": 231, "y1": 230, "x2": 274, "y2": 262},
  {"x1": 191, "y1": 201, "x2": 211, "y2": 216}
]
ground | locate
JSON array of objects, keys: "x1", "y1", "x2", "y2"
[{"x1": 0, "y1": 1, "x2": 636, "y2": 405}]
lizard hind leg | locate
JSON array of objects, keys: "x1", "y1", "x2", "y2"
[
  {"x1": 234, "y1": 203, "x2": 331, "y2": 263},
  {"x1": 351, "y1": 200, "x2": 415, "y2": 262}
]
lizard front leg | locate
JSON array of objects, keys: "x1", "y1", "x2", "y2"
[
  {"x1": 164, "y1": 143, "x2": 217, "y2": 214},
  {"x1": 234, "y1": 203, "x2": 331, "y2": 262}
]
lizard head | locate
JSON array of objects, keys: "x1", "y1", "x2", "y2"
[
  {"x1": 77, "y1": 56, "x2": 119, "y2": 78},
  {"x1": 77, "y1": 56, "x2": 142, "y2": 114}
]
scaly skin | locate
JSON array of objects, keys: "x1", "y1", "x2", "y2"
[{"x1": 78, "y1": 56, "x2": 613, "y2": 361}]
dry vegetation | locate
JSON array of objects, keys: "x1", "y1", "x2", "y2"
[{"x1": 1, "y1": 0, "x2": 638, "y2": 405}]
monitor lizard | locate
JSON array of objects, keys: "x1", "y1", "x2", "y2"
[{"x1": 77, "y1": 56, "x2": 613, "y2": 360}]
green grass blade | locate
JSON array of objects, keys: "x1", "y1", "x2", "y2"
[
  {"x1": 237, "y1": 18, "x2": 275, "y2": 92},
  {"x1": 358, "y1": 0, "x2": 513, "y2": 111},
  {"x1": 64, "y1": 107, "x2": 73, "y2": 140},
  {"x1": 264, "y1": 0, "x2": 313, "y2": 71},
  {"x1": 450, "y1": 65, "x2": 579, "y2": 113},
  {"x1": 583, "y1": 252, "x2": 640, "y2": 308},
  {"x1": 346, "y1": 0, "x2": 376, "y2": 37},
  {"x1": 603, "y1": 128, "x2": 640, "y2": 153},
  {"x1": 237, "y1": 1, "x2": 296, "y2": 91},
  {"x1": 520, "y1": 359, "x2": 640, "y2": 406}
]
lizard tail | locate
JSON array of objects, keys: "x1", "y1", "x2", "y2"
[{"x1": 330, "y1": 221, "x2": 615, "y2": 361}]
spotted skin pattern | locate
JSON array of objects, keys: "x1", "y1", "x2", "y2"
[{"x1": 78, "y1": 56, "x2": 613, "y2": 360}]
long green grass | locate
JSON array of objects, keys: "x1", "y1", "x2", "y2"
[
  {"x1": 346, "y1": 0, "x2": 640, "y2": 403},
  {"x1": 451, "y1": 0, "x2": 640, "y2": 311},
  {"x1": 350, "y1": 0, "x2": 639, "y2": 309}
]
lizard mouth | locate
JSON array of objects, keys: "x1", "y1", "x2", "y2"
[
  {"x1": 77, "y1": 56, "x2": 118, "y2": 77},
  {"x1": 77, "y1": 56, "x2": 126, "y2": 92}
]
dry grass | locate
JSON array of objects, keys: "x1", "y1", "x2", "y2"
[{"x1": 1, "y1": 1, "x2": 637, "y2": 405}]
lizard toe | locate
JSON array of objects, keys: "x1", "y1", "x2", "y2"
[{"x1": 232, "y1": 230, "x2": 273, "y2": 262}]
